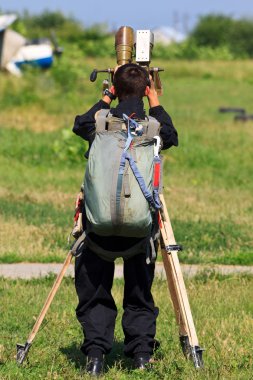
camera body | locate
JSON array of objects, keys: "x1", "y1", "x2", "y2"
[
  {"x1": 135, "y1": 30, "x2": 154, "y2": 66},
  {"x1": 90, "y1": 26, "x2": 163, "y2": 95}
]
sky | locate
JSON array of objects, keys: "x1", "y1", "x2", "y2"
[{"x1": 1, "y1": 0, "x2": 253, "y2": 33}]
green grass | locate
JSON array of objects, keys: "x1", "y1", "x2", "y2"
[
  {"x1": 0, "y1": 59, "x2": 253, "y2": 263},
  {"x1": 0, "y1": 198, "x2": 71, "y2": 228},
  {"x1": 173, "y1": 219, "x2": 253, "y2": 265},
  {"x1": 0, "y1": 274, "x2": 252, "y2": 379}
]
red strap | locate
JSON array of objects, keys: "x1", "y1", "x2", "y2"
[
  {"x1": 74, "y1": 210, "x2": 80, "y2": 222},
  {"x1": 74, "y1": 193, "x2": 83, "y2": 221},
  {"x1": 153, "y1": 161, "x2": 161, "y2": 188}
]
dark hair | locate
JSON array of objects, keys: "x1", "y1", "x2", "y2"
[{"x1": 113, "y1": 63, "x2": 150, "y2": 100}]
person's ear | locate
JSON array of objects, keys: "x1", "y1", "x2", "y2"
[{"x1": 145, "y1": 86, "x2": 150, "y2": 96}]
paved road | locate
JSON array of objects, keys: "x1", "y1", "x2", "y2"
[{"x1": 0, "y1": 262, "x2": 253, "y2": 279}]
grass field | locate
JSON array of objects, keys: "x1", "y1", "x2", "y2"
[
  {"x1": 0, "y1": 273, "x2": 252, "y2": 379},
  {"x1": 0, "y1": 58, "x2": 252, "y2": 264},
  {"x1": 1, "y1": 56, "x2": 253, "y2": 380}
]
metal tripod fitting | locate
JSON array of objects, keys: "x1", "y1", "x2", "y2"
[
  {"x1": 180, "y1": 335, "x2": 204, "y2": 368},
  {"x1": 165, "y1": 244, "x2": 183, "y2": 253},
  {"x1": 90, "y1": 68, "x2": 114, "y2": 83},
  {"x1": 16, "y1": 342, "x2": 32, "y2": 365}
]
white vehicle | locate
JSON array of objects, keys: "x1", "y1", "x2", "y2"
[{"x1": 0, "y1": 14, "x2": 62, "y2": 76}]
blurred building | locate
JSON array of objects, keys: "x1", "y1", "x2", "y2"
[{"x1": 152, "y1": 26, "x2": 187, "y2": 44}]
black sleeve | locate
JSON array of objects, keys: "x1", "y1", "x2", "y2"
[
  {"x1": 72, "y1": 100, "x2": 110, "y2": 142},
  {"x1": 149, "y1": 105, "x2": 178, "y2": 150}
]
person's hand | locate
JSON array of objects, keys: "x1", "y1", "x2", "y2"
[
  {"x1": 147, "y1": 75, "x2": 160, "y2": 108},
  {"x1": 109, "y1": 85, "x2": 116, "y2": 95},
  {"x1": 102, "y1": 85, "x2": 117, "y2": 104}
]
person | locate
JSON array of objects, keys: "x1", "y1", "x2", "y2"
[{"x1": 72, "y1": 63, "x2": 178, "y2": 376}]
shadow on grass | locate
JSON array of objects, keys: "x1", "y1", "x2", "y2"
[
  {"x1": 60, "y1": 340, "x2": 133, "y2": 373},
  {"x1": 60, "y1": 343, "x2": 83, "y2": 369},
  {"x1": 106, "y1": 340, "x2": 133, "y2": 371}
]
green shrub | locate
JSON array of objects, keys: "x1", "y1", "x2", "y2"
[
  {"x1": 53, "y1": 128, "x2": 88, "y2": 163},
  {"x1": 153, "y1": 40, "x2": 235, "y2": 60},
  {"x1": 12, "y1": 10, "x2": 84, "y2": 41},
  {"x1": 11, "y1": 11, "x2": 112, "y2": 55},
  {"x1": 190, "y1": 14, "x2": 253, "y2": 58},
  {"x1": 190, "y1": 14, "x2": 234, "y2": 48},
  {"x1": 229, "y1": 19, "x2": 253, "y2": 57},
  {"x1": 0, "y1": 77, "x2": 40, "y2": 108}
]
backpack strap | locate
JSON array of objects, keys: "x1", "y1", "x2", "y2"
[
  {"x1": 95, "y1": 110, "x2": 160, "y2": 136},
  {"x1": 146, "y1": 116, "x2": 161, "y2": 138},
  {"x1": 95, "y1": 109, "x2": 111, "y2": 132}
]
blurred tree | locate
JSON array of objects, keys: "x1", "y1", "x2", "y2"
[
  {"x1": 190, "y1": 14, "x2": 253, "y2": 58},
  {"x1": 24, "y1": 10, "x2": 67, "y2": 28},
  {"x1": 8, "y1": 10, "x2": 253, "y2": 59},
  {"x1": 11, "y1": 10, "x2": 112, "y2": 53},
  {"x1": 15, "y1": 10, "x2": 84, "y2": 40},
  {"x1": 190, "y1": 14, "x2": 234, "y2": 47},
  {"x1": 229, "y1": 19, "x2": 253, "y2": 57}
]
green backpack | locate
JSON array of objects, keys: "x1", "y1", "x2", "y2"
[{"x1": 84, "y1": 109, "x2": 162, "y2": 261}]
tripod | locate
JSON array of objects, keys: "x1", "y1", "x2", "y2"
[{"x1": 16, "y1": 195, "x2": 204, "y2": 368}]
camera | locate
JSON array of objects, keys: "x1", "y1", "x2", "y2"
[{"x1": 90, "y1": 26, "x2": 164, "y2": 95}]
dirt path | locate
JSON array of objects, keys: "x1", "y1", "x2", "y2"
[{"x1": 0, "y1": 262, "x2": 253, "y2": 279}]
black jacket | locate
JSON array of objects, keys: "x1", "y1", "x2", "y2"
[{"x1": 73, "y1": 97, "x2": 178, "y2": 157}]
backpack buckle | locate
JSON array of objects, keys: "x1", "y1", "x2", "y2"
[{"x1": 154, "y1": 136, "x2": 161, "y2": 157}]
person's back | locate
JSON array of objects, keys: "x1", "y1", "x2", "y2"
[{"x1": 73, "y1": 63, "x2": 178, "y2": 376}]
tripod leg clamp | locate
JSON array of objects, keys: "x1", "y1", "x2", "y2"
[{"x1": 165, "y1": 244, "x2": 183, "y2": 254}]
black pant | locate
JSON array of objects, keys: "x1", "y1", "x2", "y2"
[{"x1": 75, "y1": 246, "x2": 158, "y2": 358}]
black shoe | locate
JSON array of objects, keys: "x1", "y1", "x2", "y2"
[
  {"x1": 133, "y1": 354, "x2": 151, "y2": 370},
  {"x1": 86, "y1": 356, "x2": 104, "y2": 376}
]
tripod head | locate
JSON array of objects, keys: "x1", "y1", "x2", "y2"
[{"x1": 90, "y1": 26, "x2": 164, "y2": 95}]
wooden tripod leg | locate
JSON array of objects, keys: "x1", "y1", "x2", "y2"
[
  {"x1": 27, "y1": 250, "x2": 73, "y2": 344},
  {"x1": 16, "y1": 250, "x2": 73, "y2": 364},
  {"x1": 16, "y1": 232, "x2": 86, "y2": 365},
  {"x1": 160, "y1": 245, "x2": 188, "y2": 336},
  {"x1": 159, "y1": 194, "x2": 203, "y2": 368}
]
